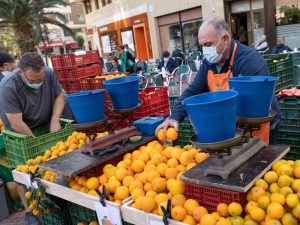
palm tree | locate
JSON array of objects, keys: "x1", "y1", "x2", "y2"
[{"x1": 0, "y1": 0, "x2": 74, "y2": 54}]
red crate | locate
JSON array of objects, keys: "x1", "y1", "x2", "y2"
[
  {"x1": 89, "y1": 77, "x2": 105, "y2": 90},
  {"x1": 54, "y1": 69, "x2": 64, "y2": 81},
  {"x1": 65, "y1": 80, "x2": 81, "y2": 94},
  {"x1": 51, "y1": 55, "x2": 63, "y2": 68},
  {"x1": 133, "y1": 86, "x2": 170, "y2": 119},
  {"x1": 61, "y1": 51, "x2": 100, "y2": 67},
  {"x1": 63, "y1": 67, "x2": 77, "y2": 80},
  {"x1": 184, "y1": 182, "x2": 247, "y2": 212},
  {"x1": 79, "y1": 78, "x2": 90, "y2": 91},
  {"x1": 75, "y1": 63, "x2": 102, "y2": 79},
  {"x1": 60, "y1": 81, "x2": 69, "y2": 93}
]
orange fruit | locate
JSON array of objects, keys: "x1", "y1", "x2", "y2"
[
  {"x1": 107, "y1": 179, "x2": 121, "y2": 194},
  {"x1": 77, "y1": 222, "x2": 85, "y2": 225},
  {"x1": 186, "y1": 163, "x2": 197, "y2": 170},
  {"x1": 293, "y1": 167, "x2": 300, "y2": 178},
  {"x1": 264, "y1": 171, "x2": 279, "y2": 184},
  {"x1": 245, "y1": 201, "x2": 259, "y2": 214},
  {"x1": 270, "y1": 193, "x2": 285, "y2": 205},
  {"x1": 228, "y1": 202, "x2": 243, "y2": 216},
  {"x1": 137, "y1": 172, "x2": 148, "y2": 184},
  {"x1": 255, "y1": 179, "x2": 269, "y2": 191},
  {"x1": 167, "y1": 158, "x2": 179, "y2": 168},
  {"x1": 281, "y1": 212, "x2": 298, "y2": 225},
  {"x1": 155, "y1": 193, "x2": 169, "y2": 206},
  {"x1": 165, "y1": 167, "x2": 178, "y2": 179},
  {"x1": 292, "y1": 203, "x2": 300, "y2": 219},
  {"x1": 80, "y1": 187, "x2": 89, "y2": 193},
  {"x1": 88, "y1": 189, "x2": 99, "y2": 197},
  {"x1": 193, "y1": 206, "x2": 208, "y2": 222},
  {"x1": 257, "y1": 195, "x2": 270, "y2": 209},
  {"x1": 147, "y1": 170, "x2": 160, "y2": 183},
  {"x1": 280, "y1": 186, "x2": 293, "y2": 196},
  {"x1": 146, "y1": 190, "x2": 157, "y2": 198},
  {"x1": 129, "y1": 180, "x2": 143, "y2": 193},
  {"x1": 166, "y1": 127, "x2": 178, "y2": 141},
  {"x1": 171, "y1": 148, "x2": 184, "y2": 160},
  {"x1": 123, "y1": 153, "x2": 132, "y2": 160},
  {"x1": 286, "y1": 193, "x2": 299, "y2": 208},
  {"x1": 195, "y1": 152, "x2": 208, "y2": 164},
  {"x1": 172, "y1": 194, "x2": 187, "y2": 207},
  {"x1": 123, "y1": 176, "x2": 134, "y2": 187},
  {"x1": 144, "y1": 183, "x2": 152, "y2": 192},
  {"x1": 152, "y1": 177, "x2": 166, "y2": 193},
  {"x1": 131, "y1": 188, "x2": 145, "y2": 201},
  {"x1": 151, "y1": 154, "x2": 167, "y2": 165},
  {"x1": 291, "y1": 179, "x2": 300, "y2": 193},
  {"x1": 98, "y1": 174, "x2": 108, "y2": 185},
  {"x1": 140, "y1": 196, "x2": 156, "y2": 213},
  {"x1": 157, "y1": 129, "x2": 167, "y2": 141},
  {"x1": 168, "y1": 180, "x2": 184, "y2": 195},
  {"x1": 89, "y1": 221, "x2": 99, "y2": 225},
  {"x1": 157, "y1": 163, "x2": 169, "y2": 176},
  {"x1": 200, "y1": 214, "x2": 217, "y2": 225},
  {"x1": 216, "y1": 218, "x2": 232, "y2": 225},
  {"x1": 270, "y1": 183, "x2": 281, "y2": 193},
  {"x1": 184, "y1": 199, "x2": 199, "y2": 216},
  {"x1": 217, "y1": 203, "x2": 229, "y2": 217},
  {"x1": 278, "y1": 175, "x2": 293, "y2": 187},
  {"x1": 115, "y1": 186, "x2": 129, "y2": 200},
  {"x1": 144, "y1": 163, "x2": 156, "y2": 172},
  {"x1": 267, "y1": 202, "x2": 284, "y2": 219},
  {"x1": 176, "y1": 164, "x2": 186, "y2": 173},
  {"x1": 103, "y1": 165, "x2": 117, "y2": 178},
  {"x1": 86, "y1": 177, "x2": 99, "y2": 190},
  {"x1": 250, "y1": 186, "x2": 265, "y2": 201},
  {"x1": 138, "y1": 152, "x2": 150, "y2": 163},
  {"x1": 131, "y1": 159, "x2": 145, "y2": 173},
  {"x1": 179, "y1": 151, "x2": 193, "y2": 166},
  {"x1": 115, "y1": 168, "x2": 128, "y2": 181},
  {"x1": 171, "y1": 205, "x2": 186, "y2": 221},
  {"x1": 182, "y1": 215, "x2": 197, "y2": 225},
  {"x1": 250, "y1": 206, "x2": 266, "y2": 222}
]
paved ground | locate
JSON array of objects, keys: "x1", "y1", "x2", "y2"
[{"x1": 0, "y1": 211, "x2": 25, "y2": 225}]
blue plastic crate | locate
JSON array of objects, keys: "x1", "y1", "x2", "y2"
[{"x1": 133, "y1": 117, "x2": 165, "y2": 136}]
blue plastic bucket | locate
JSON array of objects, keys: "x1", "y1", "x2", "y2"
[
  {"x1": 182, "y1": 91, "x2": 238, "y2": 143},
  {"x1": 103, "y1": 76, "x2": 140, "y2": 110},
  {"x1": 68, "y1": 90, "x2": 105, "y2": 124},
  {"x1": 228, "y1": 76, "x2": 277, "y2": 118}
]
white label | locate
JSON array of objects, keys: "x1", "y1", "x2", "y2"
[
  {"x1": 23, "y1": 173, "x2": 38, "y2": 189},
  {"x1": 148, "y1": 219, "x2": 164, "y2": 225},
  {"x1": 93, "y1": 201, "x2": 122, "y2": 225}
]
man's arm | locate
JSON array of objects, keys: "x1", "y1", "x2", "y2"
[
  {"x1": 6, "y1": 113, "x2": 34, "y2": 136},
  {"x1": 50, "y1": 93, "x2": 65, "y2": 132}
]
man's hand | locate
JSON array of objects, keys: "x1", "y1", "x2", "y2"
[
  {"x1": 50, "y1": 120, "x2": 61, "y2": 132},
  {"x1": 155, "y1": 119, "x2": 179, "y2": 135}
]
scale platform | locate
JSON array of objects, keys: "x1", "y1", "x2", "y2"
[
  {"x1": 181, "y1": 145, "x2": 290, "y2": 192},
  {"x1": 39, "y1": 127, "x2": 155, "y2": 177}
]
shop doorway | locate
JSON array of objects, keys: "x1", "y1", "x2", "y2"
[
  {"x1": 133, "y1": 24, "x2": 149, "y2": 60},
  {"x1": 230, "y1": 12, "x2": 252, "y2": 46}
]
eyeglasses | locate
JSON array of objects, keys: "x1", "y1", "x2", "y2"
[{"x1": 21, "y1": 70, "x2": 45, "y2": 84}]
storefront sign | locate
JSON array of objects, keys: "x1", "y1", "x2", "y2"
[
  {"x1": 134, "y1": 19, "x2": 141, "y2": 24},
  {"x1": 101, "y1": 35, "x2": 112, "y2": 53}
]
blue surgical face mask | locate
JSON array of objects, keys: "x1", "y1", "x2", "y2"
[
  {"x1": 203, "y1": 38, "x2": 226, "y2": 64},
  {"x1": 26, "y1": 81, "x2": 43, "y2": 89}
]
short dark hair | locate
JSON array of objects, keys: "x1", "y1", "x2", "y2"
[
  {"x1": 124, "y1": 44, "x2": 128, "y2": 48},
  {"x1": 162, "y1": 51, "x2": 170, "y2": 58},
  {"x1": 19, "y1": 52, "x2": 45, "y2": 72},
  {"x1": 118, "y1": 45, "x2": 125, "y2": 51},
  {"x1": 0, "y1": 51, "x2": 15, "y2": 67}
]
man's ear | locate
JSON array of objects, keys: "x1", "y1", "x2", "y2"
[{"x1": 223, "y1": 34, "x2": 231, "y2": 45}]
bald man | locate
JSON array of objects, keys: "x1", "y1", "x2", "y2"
[{"x1": 156, "y1": 17, "x2": 281, "y2": 145}]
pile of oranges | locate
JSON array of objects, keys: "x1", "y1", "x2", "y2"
[
  {"x1": 16, "y1": 131, "x2": 91, "y2": 182},
  {"x1": 95, "y1": 73, "x2": 126, "y2": 80},
  {"x1": 77, "y1": 221, "x2": 99, "y2": 225},
  {"x1": 68, "y1": 140, "x2": 209, "y2": 224}
]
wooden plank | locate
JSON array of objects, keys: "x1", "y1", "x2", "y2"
[
  {"x1": 39, "y1": 135, "x2": 155, "y2": 177},
  {"x1": 181, "y1": 145, "x2": 290, "y2": 192},
  {"x1": 12, "y1": 170, "x2": 119, "y2": 211}
]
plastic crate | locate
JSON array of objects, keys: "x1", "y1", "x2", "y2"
[
  {"x1": 67, "y1": 201, "x2": 97, "y2": 225},
  {"x1": 277, "y1": 132, "x2": 300, "y2": 152},
  {"x1": 3, "y1": 119, "x2": 73, "y2": 167},
  {"x1": 51, "y1": 55, "x2": 63, "y2": 69},
  {"x1": 42, "y1": 194, "x2": 71, "y2": 225},
  {"x1": 169, "y1": 96, "x2": 180, "y2": 112},
  {"x1": 284, "y1": 150, "x2": 300, "y2": 160},
  {"x1": 133, "y1": 86, "x2": 170, "y2": 119},
  {"x1": 88, "y1": 77, "x2": 105, "y2": 90},
  {"x1": 0, "y1": 134, "x2": 5, "y2": 157},
  {"x1": 62, "y1": 51, "x2": 101, "y2": 68},
  {"x1": 67, "y1": 80, "x2": 81, "y2": 94},
  {"x1": 184, "y1": 181, "x2": 247, "y2": 212},
  {"x1": 273, "y1": 67, "x2": 294, "y2": 92},
  {"x1": 54, "y1": 69, "x2": 65, "y2": 81},
  {"x1": 279, "y1": 117, "x2": 300, "y2": 133}
]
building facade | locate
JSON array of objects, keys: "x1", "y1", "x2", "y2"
[{"x1": 72, "y1": 0, "x2": 300, "y2": 59}]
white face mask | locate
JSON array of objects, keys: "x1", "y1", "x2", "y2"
[{"x1": 203, "y1": 38, "x2": 226, "y2": 64}]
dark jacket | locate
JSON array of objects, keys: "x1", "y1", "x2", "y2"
[
  {"x1": 169, "y1": 40, "x2": 281, "y2": 129},
  {"x1": 120, "y1": 51, "x2": 135, "y2": 73},
  {"x1": 272, "y1": 44, "x2": 292, "y2": 54},
  {"x1": 0, "y1": 72, "x2": 4, "y2": 82},
  {"x1": 158, "y1": 57, "x2": 179, "y2": 73}
]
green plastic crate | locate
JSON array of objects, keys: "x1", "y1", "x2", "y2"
[
  {"x1": 67, "y1": 201, "x2": 97, "y2": 225},
  {"x1": 0, "y1": 134, "x2": 5, "y2": 157},
  {"x1": 3, "y1": 119, "x2": 73, "y2": 167},
  {"x1": 169, "y1": 95, "x2": 180, "y2": 112},
  {"x1": 41, "y1": 194, "x2": 71, "y2": 225},
  {"x1": 277, "y1": 131, "x2": 300, "y2": 152},
  {"x1": 284, "y1": 150, "x2": 300, "y2": 160}
]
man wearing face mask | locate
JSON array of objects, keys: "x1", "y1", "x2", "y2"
[
  {"x1": 0, "y1": 52, "x2": 65, "y2": 225},
  {"x1": 158, "y1": 51, "x2": 178, "y2": 74},
  {"x1": 156, "y1": 17, "x2": 281, "y2": 145}
]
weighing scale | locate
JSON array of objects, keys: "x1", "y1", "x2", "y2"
[{"x1": 181, "y1": 110, "x2": 290, "y2": 192}]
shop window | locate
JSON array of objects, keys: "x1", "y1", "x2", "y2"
[
  {"x1": 182, "y1": 20, "x2": 202, "y2": 51},
  {"x1": 168, "y1": 24, "x2": 181, "y2": 51},
  {"x1": 276, "y1": 4, "x2": 300, "y2": 25},
  {"x1": 77, "y1": 14, "x2": 85, "y2": 21},
  {"x1": 252, "y1": 10, "x2": 264, "y2": 29},
  {"x1": 84, "y1": 0, "x2": 92, "y2": 14}
]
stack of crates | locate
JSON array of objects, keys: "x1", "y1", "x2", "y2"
[
  {"x1": 169, "y1": 95, "x2": 194, "y2": 147},
  {"x1": 51, "y1": 51, "x2": 103, "y2": 94},
  {"x1": 67, "y1": 202, "x2": 98, "y2": 225},
  {"x1": 293, "y1": 52, "x2": 300, "y2": 87},
  {"x1": 277, "y1": 96, "x2": 300, "y2": 160},
  {"x1": 263, "y1": 53, "x2": 293, "y2": 92}
]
